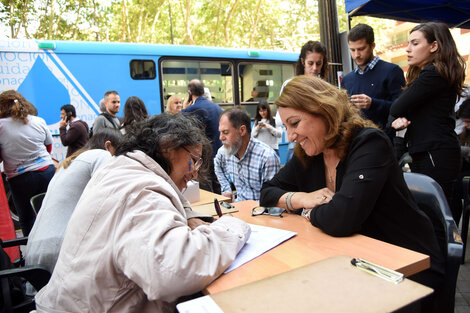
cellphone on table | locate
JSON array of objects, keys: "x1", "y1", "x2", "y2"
[{"x1": 214, "y1": 198, "x2": 223, "y2": 217}]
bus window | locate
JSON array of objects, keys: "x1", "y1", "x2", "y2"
[
  {"x1": 238, "y1": 62, "x2": 294, "y2": 118},
  {"x1": 130, "y1": 60, "x2": 156, "y2": 79},
  {"x1": 161, "y1": 60, "x2": 233, "y2": 106}
]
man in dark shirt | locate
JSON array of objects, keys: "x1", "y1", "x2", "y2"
[
  {"x1": 59, "y1": 104, "x2": 89, "y2": 157},
  {"x1": 183, "y1": 79, "x2": 222, "y2": 193},
  {"x1": 341, "y1": 23, "x2": 405, "y2": 134}
]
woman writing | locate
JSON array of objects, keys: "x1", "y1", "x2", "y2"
[
  {"x1": 252, "y1": 99, "x2": 282, "y2": 155},
  {"x1": 261, "y1": 76, "x2": 444, "y2": 312},
  {"x1": 390, "y1": 22, "x2": 466, "y2": 205},
  {"x1": 35, "y1": 114, "x2": 250, "y2": 312},
  {"x1": 0, "y1": 90, "x2": 55, "y2": 236}
]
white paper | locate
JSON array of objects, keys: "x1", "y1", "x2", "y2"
[
  {"x1": 176, "y1": 295, "x2": 225, "y2": 313},
  {"x1": 224, "y1": 223, "x2": 297, "y2": 273}
]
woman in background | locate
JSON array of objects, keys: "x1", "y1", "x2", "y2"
[
  {"x1": 390, "y1": 22, "x2": 466, "y2": 206},
  {"x1": 451, "y1": 98, "x2": 470, "y2": 224},
  {"x1": 25, "y1": 129, "x2": 122, "y2": 273},
  {"x1": 280, "y1": 40, "x2": 329, "y2": 162},
  {"x1": 0, "y1": 90, "x2": 55, "y2": 236},
  {"x1": 166, "y1": 95, "x2": 183, "y2": 114},
  {"x1": 252, "y1": 99, "x2": 282, "y2": 155},
  {"x1": 120, "y1": 96, "x2": 148, "y2": 134}
]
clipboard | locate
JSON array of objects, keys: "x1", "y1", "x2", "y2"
[{"x1": 177, "y1": 255, "x2": 432, "y2": 313}]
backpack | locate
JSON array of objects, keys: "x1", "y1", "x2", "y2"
[
  {"x1": 0, "y1": 241, "x2": 26, "y2": 308},
  {"x1": 89, "y1": 113, "x2": 119, "y2": 138}
]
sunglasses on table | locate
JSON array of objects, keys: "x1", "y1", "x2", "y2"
[{"x1": 252, "y1": 206, "x2": 285, "y2": 218}]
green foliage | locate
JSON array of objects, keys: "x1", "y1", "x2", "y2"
[{"x1": 1, "y1": 0, "x2": 395, "y2": 52}]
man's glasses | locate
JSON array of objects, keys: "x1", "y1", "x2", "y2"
[
  {"x1": 252, "y1": 206, "x2": 285, "y2": 217},
  {"x1": 182, "y1": 146, "x2": 203, "y2": 172}
]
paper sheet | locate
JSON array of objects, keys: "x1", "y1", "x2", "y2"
[
  {"x1": 224, "y1": 223, "x2": 297, "y2": 273},
  {"x1": 176, "y1": 295, "x2": 224, "y2": 313}
]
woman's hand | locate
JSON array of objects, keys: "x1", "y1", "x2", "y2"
[
  {"x1": 291, "y1": 188, "x2": 334, "y2": 210},
  {"x1": 391, "y1": 117, "x2": 411, "y2": 130},
  {"x1": 187, "y1": 218, "x2": 210, "y2": 230}
]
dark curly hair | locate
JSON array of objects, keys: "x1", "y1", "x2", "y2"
[{"x1": 115, "y1": 113, "x2": 212, "y2": 182}]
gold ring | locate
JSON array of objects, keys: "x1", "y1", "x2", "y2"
[{"x1": 321, "y1": 195, "x2": 327, "y2": 201}]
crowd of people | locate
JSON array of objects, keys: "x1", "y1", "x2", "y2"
[{"x1": 0, "y1": 21, "x2": 468, "y2": 313}]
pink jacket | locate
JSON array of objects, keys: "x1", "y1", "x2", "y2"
[{"x1": 35, "y1": 150, "x2": 250, "y2": 312}]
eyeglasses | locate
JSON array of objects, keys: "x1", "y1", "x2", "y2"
[
  {"x1": 252, "y1": 206, "x2": 285, "y2": 217},
  {"x1": 182, "y1": 146, "x2": 203, "y2": 172}
]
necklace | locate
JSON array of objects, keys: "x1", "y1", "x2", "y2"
[{"x1": 326, "y1": 166, "x2": 334, "y2": 184}]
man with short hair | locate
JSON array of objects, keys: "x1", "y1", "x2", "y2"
[
  {"x1": 183, "y1": 79, "x2": 223, "y2": 193},
  {"x1": 59, "y1": 104, "x2": 89, "y2": 157},
  {"x1": 92, "y1": 91, "x2": 121, "y2": 134},
  {"x1": 214, "y1": 108, "x2": 280, "y2": 202},
  {"x1": 341, "y1": 23, "x2": 405, "y2": 135},
  {"x1": 183, "y1": 79, "x2": 222, "y2": 156}
]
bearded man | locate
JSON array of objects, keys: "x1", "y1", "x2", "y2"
[{"x1": 214, "y1": 108, "x2": 280, "y2": 201}]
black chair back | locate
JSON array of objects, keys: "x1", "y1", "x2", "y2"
[{"x1": 404, "y1": 172, "x2": 463, "y2": 313}]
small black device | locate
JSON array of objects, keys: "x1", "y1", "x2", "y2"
[{"x1": 66, "y1": 112, "x2": 72, "y2": 122}]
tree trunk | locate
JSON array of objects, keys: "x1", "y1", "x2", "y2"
[
  {"x1": 137, "y1": 1, "x2": 145, "y2": 42},
  {"x1": 18, "y1": 0, "x2": 31, "y2": 39},
  {"x1": 223, "y1": 0, "x2": 240, "y2": 46},
  {"x1": 48, "y1": 0, "x2": 55, "y2": 39},
  {"x1": 249, "y1": 0, "x2": 262, "y2": 48},
  {"x1": 72, "y1": 0, "x2": 83, "y2": 40},
  {"x1": 183, "y1": 0, "x2": 195, "y2": 45},
  {"x1": 9, "y1": 0, "x2": 16, "y2": 38},
  {"x1": 121, "y1": 0, "x2": 130, "y2": 41},
  {"x1": 212, "y1": 0, "x2": 222, "y2": 46},
  {"x1": 151, "y1": 8, "x2": 161, "y2": 43}
]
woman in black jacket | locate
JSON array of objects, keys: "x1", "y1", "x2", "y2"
[
  {"x1": 260, "y1": 75, "x2": 445, "y2": 312},
  {"x1": 390, "y1": 22, "x2": 466, "y2": 206}
]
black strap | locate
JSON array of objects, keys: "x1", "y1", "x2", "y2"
[{"x1": 101, "y1": 113, "x2": 119, "y2": 129}]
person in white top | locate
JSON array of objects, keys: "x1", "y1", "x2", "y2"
[
  {"x1": 252, "y1": 99, "x2": 282, "y2": 155},
  {"x1": 0, "y1": 90, "x2": 55, "y2": 236},
  {"x1": 26, "y1": 129, "x2": 123, "y2": 274}
]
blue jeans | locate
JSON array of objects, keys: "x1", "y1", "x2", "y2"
[{"x1": 8, "y1": 165, "x2": 55, "y2": 236}]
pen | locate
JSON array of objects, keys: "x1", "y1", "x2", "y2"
[
  {"x1": 351, "y1": 258, "x2": 403, "y2": 284},
  {"x1": 214, "y1": 198, "x2": 223, "y2": 217}
]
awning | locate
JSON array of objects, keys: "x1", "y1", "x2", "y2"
[{"x1": 345, "y1": 0, "x2": 470, "y2": 29}]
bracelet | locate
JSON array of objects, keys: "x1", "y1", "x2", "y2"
[{"x1": 285, "y1": 192, "x2": 296, "y2": 212}]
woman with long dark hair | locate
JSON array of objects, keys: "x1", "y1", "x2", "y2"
[
  {"x1": 390, "y1": 22, "x2": 466, "y2": 206},
  {"x1": 120, "y1": 96, "x2": 148, "y2": 134},
  {"x1": 252, "y1": 99, "x2": 282, "y2": 154}
]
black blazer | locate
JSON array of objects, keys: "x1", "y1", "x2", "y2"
[{"x1": 261, "y1": 127, "x2": 444, "y2": 274}]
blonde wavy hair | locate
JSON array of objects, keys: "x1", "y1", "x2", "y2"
[{"x1": 276, "y1": 75, "x2": 376, "y2": 163}]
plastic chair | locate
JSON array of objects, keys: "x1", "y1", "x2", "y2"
[
  {"x1": 461, "y1": 176, "x2": 470, "y2": 264},
  {"x1": 0, "y1": 237, "x2": 51, "y2": 313},
  {"x1": 404, "y1": 172, "x2": 463, "y2": 313},
  {"x1": 29, "y1": 193, "x2": 46, "y2": 215}
]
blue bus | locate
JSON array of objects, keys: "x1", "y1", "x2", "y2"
[{"x1": 0, "y1": 39, "x2": 298, "y2": 162}]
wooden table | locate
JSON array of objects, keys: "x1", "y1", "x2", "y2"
[
  {"x1": 191, "y1": 189, "x2": 231, "y2": 207},
  {"x1": 205, "y1": 200, "x2": 430, "y2": 294}
]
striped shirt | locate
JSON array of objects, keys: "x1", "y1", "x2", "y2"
[{"x1": 214, "y1": 138, "x2": 280, "y2": 202}]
